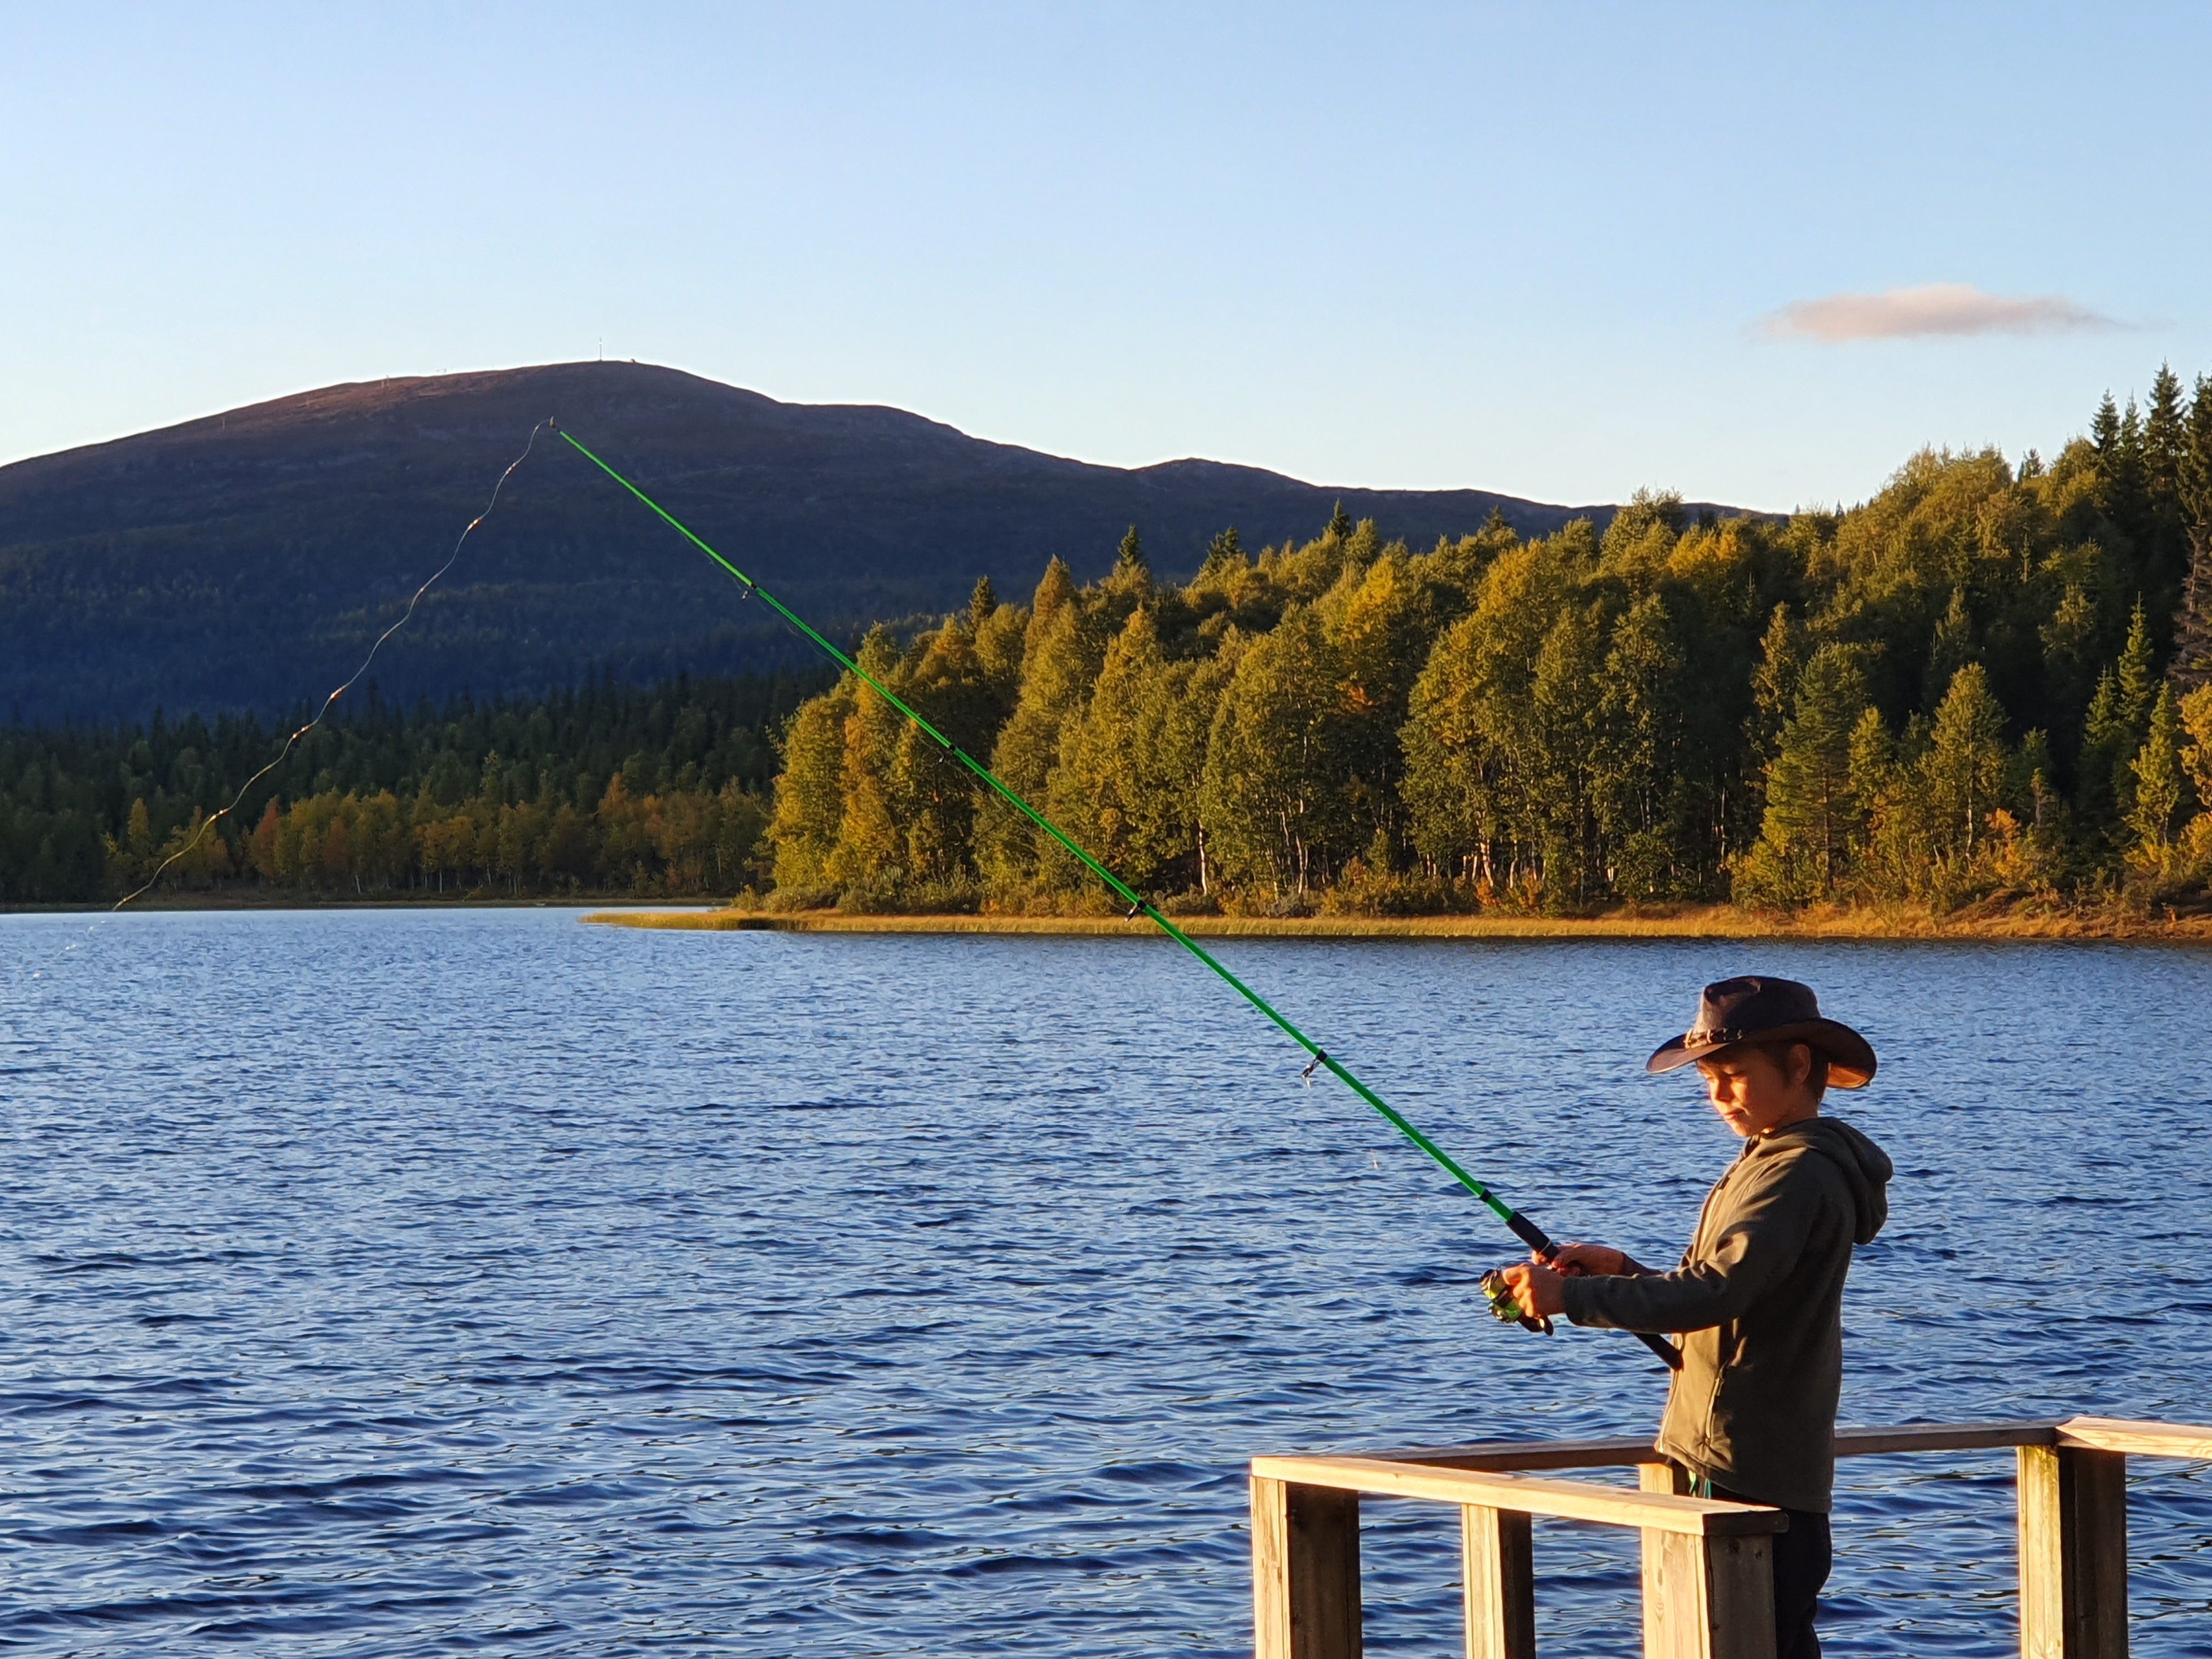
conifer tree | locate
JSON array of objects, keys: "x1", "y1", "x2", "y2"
[
  {"x1": 2112, "y1": 600, "x2": 2158, "y2": 819},
  {"x1": 1922, "y1": 662, "x2": 2011, "y2": 866},
  {"x1": 1101, "y1": 526, "x2": 1154, "y2": 612},
  {"x1": 823, "y1": 629, "x2": 907, "y2": 895},
  {"x1": 2039, "y1": 581, "x2": 2101, "y2": 718},
  {"x1": 1024, "y1": 556, "x2": 1078, "y2": 663},
  {"x1": 2145, "y1": 366, "x2": 2187, "y2": 509},
  {"x1": 2077, "y1": 603, "x2": 2158, "y2": 827},
  {"x1": 972, "y1": 594, "x2": 1029, "y2": 701},
  {"x1": 1925, "y1": 586, "x2": 1976, "y2": 704},
  {"x1": 1847, "y1": 710, "x2": 1911, "y2": 900},
  {"x1": 2098, "y1": 396, "x2": 2151, "y2": 551},
  {"x1": 2091, "y1": 392, "x2": 2122, "y2": 456},
  {"x1": 2078, "y1": 669, "x2": 2124, "y2": 809},
  {"x1": 1115, "y1": 525, "x2": 1147, "y2": 575},
  {"x1": 2125, "y1": 685, "x2": 2186, "y2": 870},
  {"x1": 1734, "y1": 646, "x2": 1871, "y2": 905},
  {"x1": 1746, "y1": 604, "x2": 1802, "y2": 775},
  {"x1": 2172, "y1": 374, "x2": 2212, "y2": 691},
  {"x1": 2116, "y1": 597, "x2": 2158, "y2": 731},
  {"x1": 1200, "y1": 527, "x2": 1245, "y2": 575}
]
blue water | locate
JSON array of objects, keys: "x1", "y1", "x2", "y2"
[{"x1": 1, "y1": 911, "x2": 2207, "y2": 1656}]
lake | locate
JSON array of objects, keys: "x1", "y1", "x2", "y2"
[{"x1": 2, "y1": 910, "x2": 2207, "y2": 1655}]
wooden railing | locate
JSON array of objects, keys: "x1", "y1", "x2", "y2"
[{"x1": 1250, "y1": 1415, "x2": 2212, "y2": 1659}]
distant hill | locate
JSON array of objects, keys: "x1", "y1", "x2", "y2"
[{"x1": 0, "y1": 362, "x2": 1728, "y2": 724}]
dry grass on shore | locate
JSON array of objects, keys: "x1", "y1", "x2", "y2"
[{"x1": 582, "y1": 900, "x2": 2212, "y2": 943}]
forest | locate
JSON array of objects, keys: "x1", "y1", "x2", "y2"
[
  {"x1": 3, "y1": 365, "x2": 2209, "y2": 917},
  {"x1": 0, "y1": 672, "x2": 823, "y2": 904},
  {"x1": 766, "y1": 366, "x2": 2212, "y2": 918}
]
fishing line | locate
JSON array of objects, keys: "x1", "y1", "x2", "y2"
[
  {"x1": 557, "y1": 424, "x2": 1680, "y2": 1371},
  {"x1": 102, "y1": 423, "x2": 554, "y2": 918}
]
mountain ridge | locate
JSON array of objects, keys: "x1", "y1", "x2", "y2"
[{"x1": 0, "y1": 362, "x2": 1736, "y2": 723}]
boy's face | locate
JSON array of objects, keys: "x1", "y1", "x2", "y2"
[{"x1": 1696, "y1": 1043, "x2": 1818, "y2": 1138}]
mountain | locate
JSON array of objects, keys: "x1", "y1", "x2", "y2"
[{"x1": 0, "y1": 362, "x2": 1719, "y2": 724}]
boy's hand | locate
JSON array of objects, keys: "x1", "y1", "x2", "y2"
[
  {"x1": 1549, "y1": 1243, "x2": 1630, "y2": 1277},
  {"x1": 1498, "y1": 1260, "x2": 1567, "y2": 1319}
]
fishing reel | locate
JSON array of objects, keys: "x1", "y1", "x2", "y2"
[{"x1": 1480, "y1": 1268, "x2": 1554, "y2": 1336}]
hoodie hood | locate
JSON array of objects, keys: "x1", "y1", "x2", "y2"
[{"x1": 1756, "y1": 1116, "x2": 1893, "y2": 1244}]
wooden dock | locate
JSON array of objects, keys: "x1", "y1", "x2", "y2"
[{"x1": 1251, "y1": 1414, "x2": 2212, "y2": 1658}]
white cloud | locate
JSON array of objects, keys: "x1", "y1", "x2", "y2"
[{"x1": 1763, "y1": 283, "x2": 2116, "y2": 342}]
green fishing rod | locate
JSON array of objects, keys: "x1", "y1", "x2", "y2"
[{"x1": 556, "y1": 424, "x2": 1680, "y2": 1374}]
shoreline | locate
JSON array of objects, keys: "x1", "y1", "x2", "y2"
[
  {"x1": 11, "y1": 897, "x2": 2204, "y2": 942},
  {"x1": 579, "y1": 904, "x2": 2212, "y2": 943},
  {"x1": 0, "y1": 896, "x2": 705, "y2": 916}
]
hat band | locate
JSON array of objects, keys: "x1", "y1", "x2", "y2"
[{"x1": 1685, "y1": 1025, "x2": 1750, "y2": 1047}]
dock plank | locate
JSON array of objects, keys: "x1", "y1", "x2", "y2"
[
  {"x1": 1373, "y1": 1421, "x2": 2058, "y2": 1475},
  {"x1": 2058, "y1": 1415, "x2": 2212, "y2": 1460},
  {"x1": 1248, "y1": 1457, "x2": 1787, "y2": 1537}
]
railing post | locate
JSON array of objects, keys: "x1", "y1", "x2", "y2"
[
  {"x1": 1640, "y1": 1462, "x2": 1692, "y2": 1659},
  {"x1": 1252, "y1": 1475, "x2": 1362, "y2": 1659},
  {"x1": 1460, "y1": 1503, "x2": 1535, "y2": 1659},
  {"x1": 2017, "y1": 1445, "x2": 2128, "y2": 1659},
  {"x1": 1642, "y1": 1521, "x2": 1776, "y2": 1659}
]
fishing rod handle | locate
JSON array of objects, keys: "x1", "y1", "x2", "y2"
[
  {"x1": 1504, "y1": 1210, "x2": 1683, "y2": 1371},
  {"x1": 1505, "y1": 1210, "x2": 1556, "y2": 1257}
]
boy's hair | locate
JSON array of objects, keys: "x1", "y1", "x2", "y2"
[{"x1": 1754, "y1": 1039, "x2": 1830, "y2": 1102}]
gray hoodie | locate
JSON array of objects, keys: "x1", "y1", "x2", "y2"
[{"x1": 1559, "y1": 1116, "x2": 1893, "y2": 1513}]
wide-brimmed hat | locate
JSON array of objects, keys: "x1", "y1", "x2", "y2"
[{"x1": 1646, "y1": 975, "x2": 1876, "y2": 1088}]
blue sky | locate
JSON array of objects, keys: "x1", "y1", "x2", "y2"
[{"x1": 6, "y1": 2, "x2": 2207, "y2": 511}]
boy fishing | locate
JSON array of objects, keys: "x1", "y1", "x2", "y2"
[{"x1": 1497, "y1": 975, "x2": 1892, "y2": 1659}]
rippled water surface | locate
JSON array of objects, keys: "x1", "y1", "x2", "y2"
[{"x1": 2, "y1": 910, "x2": 2208, "y2": 1656}]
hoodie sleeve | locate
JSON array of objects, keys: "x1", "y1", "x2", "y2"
[{"x1": 1559, "y1": 1154, "x2": 1824, "y2": 1335}]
